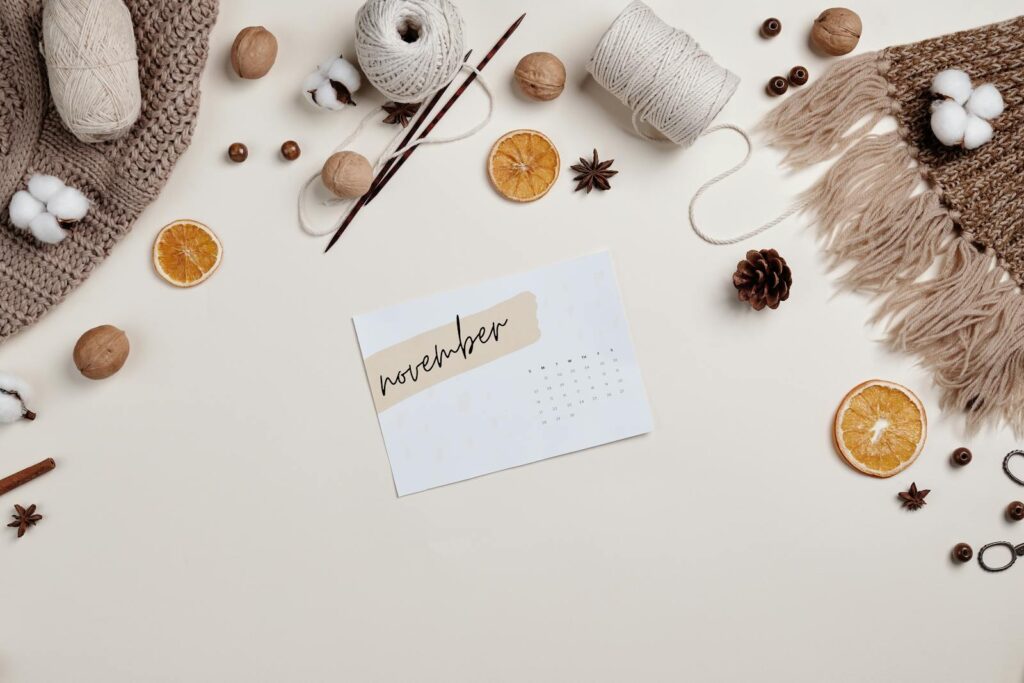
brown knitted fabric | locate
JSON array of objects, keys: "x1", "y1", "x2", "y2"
[
  {"x1": 0, "y1": 0, "x2": 217, "y2": 341},
  {"x1": 884, "y1": 17, "x2": 1024, "y2": 283},
  {"x1": 762, "y1": 15, "x2": 1024, "y2": 434}
]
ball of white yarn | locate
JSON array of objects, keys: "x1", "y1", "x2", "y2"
[
  {"x1": 587, "y1": 0, "x2": 739, "y2": 147},
  {"x1": 42, "y1": 0, "x2": 142, "y2": 143},
  {"x1": 355, "y1": 0, "x2": 466, "y2": 103}
]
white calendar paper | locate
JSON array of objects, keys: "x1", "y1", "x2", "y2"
[{"x1": 353, "y1": 251, "x2": 653, "y2": 496}]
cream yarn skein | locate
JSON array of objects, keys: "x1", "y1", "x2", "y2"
[
  {"x1": 355, "y1": 0, "x2": 466, "y2": 103},
  {"x1": 42, "y1": 0, "x2": 142, "y2": 143}
]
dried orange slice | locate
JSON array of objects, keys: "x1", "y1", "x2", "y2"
[
  {"x1": 153, "y1": 220, "x2": 222, "y2": 287},
  {"x1": 833, "y1": 380, "x2": 927, "y2": 477},
  {"x1": 487, "y1": 129, "x2": 559, "y2": 202}
]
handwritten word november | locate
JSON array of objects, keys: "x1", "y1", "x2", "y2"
[{"x1": 380, "y1": 316, "x2": 509, "y2": 397}]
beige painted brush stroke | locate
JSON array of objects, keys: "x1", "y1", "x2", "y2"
[{"x1": 365, "y1": 292, "x2": 540, "y2": 413}]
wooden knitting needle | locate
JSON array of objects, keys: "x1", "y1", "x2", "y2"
[
  {"x1": 363, "y1": 14, "x2": 526, "y2": 206},
  {"x1": 364, "y1": 50, "x2": 473, "y2": 201},
  {"x1": 320, "y1": 52, "x2": 471, "y2": 255},
  {"x1": 324, "y1": 13, "x2": 526, "y2": 253}
]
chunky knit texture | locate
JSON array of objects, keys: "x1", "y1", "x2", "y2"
[
  {"x1": 763, "y1": 15, "x2": 1024, "y2": 435},
  {"x1": 885, "y1": 18, "x2": 1024, "y2": 281},
  {"x1": 0, "y1": 0, "x2": 217, "y2": 342}
]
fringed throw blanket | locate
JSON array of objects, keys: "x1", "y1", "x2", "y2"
[{"x1": 763, "y1": 16, "x2": 1024, "y2": 434}]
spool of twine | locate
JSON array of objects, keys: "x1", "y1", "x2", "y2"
[
  {"x1": 587, "y1": 0, "x2": 800, "y2": 245},
  {"x1": 587, "y1": 0, "x2": 738, "y2": 146},
  {"x1": 355, "y1": 0, "x2": 466, "y2": 103},
  {"x1": 42, "y1": 0, "x2": 141, "y2": 143}
]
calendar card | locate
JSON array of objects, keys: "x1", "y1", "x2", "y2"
[{"x1": 353, "y1": 251, "x2": 653, "y2": 495}]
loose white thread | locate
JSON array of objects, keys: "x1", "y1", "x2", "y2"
[
  {"x1": 588, "y1": 1, "x2": 798, "y2": 244},
  {"x1": 42, "y1": 0, "x2": 142, "y2": 143}
]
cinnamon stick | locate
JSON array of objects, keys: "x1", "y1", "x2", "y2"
[{"x1": 0, "y1": 458, "x2": 55, "y2": 497}]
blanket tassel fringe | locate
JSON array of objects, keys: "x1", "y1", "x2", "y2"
[{"x1": 761, "y1": 52, "x2": 1024, "y2": 435}]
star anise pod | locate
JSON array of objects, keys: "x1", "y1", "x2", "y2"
[
  {"x1": 898, "y1": 482, "x2": 930, "y2": 510},
  {"x1": 382, "y1": 101, "x2": 421, "y2": 127},
  {"x1": 7, "y1": 504, "x2": 42, "y2": 538},
  {"x1": 571, "y1": 149, "x2": 617, "y2": 193}
]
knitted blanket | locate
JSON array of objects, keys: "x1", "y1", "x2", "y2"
[
  {"x1": 0, "y1": 0, "x2": 217, "y2": 341},
  {"x1": 763, "y1": 16, "x2": 1024, "y2": 435}
]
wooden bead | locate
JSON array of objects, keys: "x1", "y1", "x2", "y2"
[
  {"x1": 766, "y1": 76, "x2": 788, "y2": 96},
  {"x1": 228, "y1": 142, "x2": 248, "y2": 163},
  {"x1": 788, "y1": 66, "x2": 809, "y2": 87},
  {"x1": 952, "y1": 543, "x2": 973, "y2": 562},
  {"x1": 281, "y1": 140, "x2": 300, "y2": 161},
  {"x1": 760, "y1": 18, "x2": 782, "y2": 38}
]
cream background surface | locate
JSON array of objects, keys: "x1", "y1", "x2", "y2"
[{"x1": 1, "y1": 1, "x2": 1021, "y2": 681}]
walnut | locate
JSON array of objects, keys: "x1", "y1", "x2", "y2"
[
  {"x1": 321, "y1": 152, "x2": 373, "y2": 199},
  {"x1": 514, "y1": 52, "x2": 566, "y2": 101},
  {"x1": 811, "y1": 8, "x2": 861, "y2": 56},
  {"x1": 73, "y1": 325, "x2": 129, "y2": 380},
  {"x1": 230, "y1": 26, "x2": 278, "y2": 79}
]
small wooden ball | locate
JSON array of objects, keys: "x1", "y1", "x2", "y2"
[
  {"x1": 74, "y1": 325, "x2": 129, "y2": 380},
  {"x1": 230, "y1": 26, "x2": 278, "y2": 79},
  {"x1": 228, "y1": 142, "x2": 247, "y2": 163},
  {"x1": 760, "y1": 18, "x2": 782, "y2": 38},
  {"x1": 788, "y1": 66, "x2": 809, "y2": 86},
  {"x1": 281, "y1": 140, "x2": 301, "y2": 161},
  {"x1": 514, "y1": 52, "x2": 566, "y2": 101},
  {"x1": 811, "y1": 8, "x2": 862, "y2": 56},
  {"x1": 766, "y1": 76, "x2": 788, "y2": 96},
  {"x1": 321, "y1": 151, "x2": 373, "y2": 199}
]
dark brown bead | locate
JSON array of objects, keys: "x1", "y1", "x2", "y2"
[
  {"x1": 1008, "y1": 501, "x2": 1024, "y2": 521},
  {"x1": 766, "y1": 76, "x2": 788, "y2": 96},
  {"x1": 281, "y1": 140, "x2": 301, "y2": 161},
  {"x1": 760, "y1": 18, "x2": 782, "y2": 38},
  {"x1": 951, "y1": 447, "x2": 972, "y2": 466},
  {"x1": 952, "y1": 543, "x2": 973, "y2": 562},
  {"x1": 788, "y1": 66, "x2": 809, "y2": 86},
  {"x1": 228, "y1": 142, "x2": 248, "y2": 163}
]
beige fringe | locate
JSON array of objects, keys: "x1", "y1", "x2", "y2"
[
  {"x1": 763, "y1": 53, "x2": 1024, "y2": 435},
  {"x1": 760, "y1": 53, "x2": 891, "y2": 168}
]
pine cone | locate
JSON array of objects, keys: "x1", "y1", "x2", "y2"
[{"x1": 732, "y1": 249, "x2": 792, "y2": 310}]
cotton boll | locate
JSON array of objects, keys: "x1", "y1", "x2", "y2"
[
  {"x1": 8, "y1": 190, "x2": 45, "y2": 230},
  {"x1": 27, "y1": 174, "x2": 66, "y2": 203},
  {"x1": 930, "y1": 69, "x2": 972, "y2": 104},
  {"x1": 47, "y1": 186, "x2": 89, "y2": 222},
  {"x1": 303, "y1": 56, "x2": 359, "y2": 110},
  {"x1": 325, "y1": 58, "x2": 361, "y2": 94},
  {"x1": 0, "y1": 372, "x2": 32, "y2": 403},
  {"x1": 0, "y1": 372, "x2": 33, "y2": 423},
  {"x1": 966, "y1": 83, "x2": 1004, "y2": 120},
  {"x1": 930, "y1": 99, "x2": 968, "y2": 146},
  {"x1": 962, "y1": 115, "x2": 993, "y2": 150},
  {"x1": 29, "y1": 212, "x2": 67, "y2": 244},
  {"x1": 0, "y1": 392, "x2": 25, "y2": 423}
]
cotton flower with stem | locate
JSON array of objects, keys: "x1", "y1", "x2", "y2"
[
  {"x1": 303, "y1": 55, "x2": 361, "y2": 110},
  {"x1": 0, "y1": 372, "x2": 36, "y2": 422}
]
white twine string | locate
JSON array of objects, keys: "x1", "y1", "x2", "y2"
[
  {"x1": 588, "y1": 0, "x2": 798, "y2": 245},
  {"x1": 688, "y1": 125, "x2": 805, "y2": 245}
]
